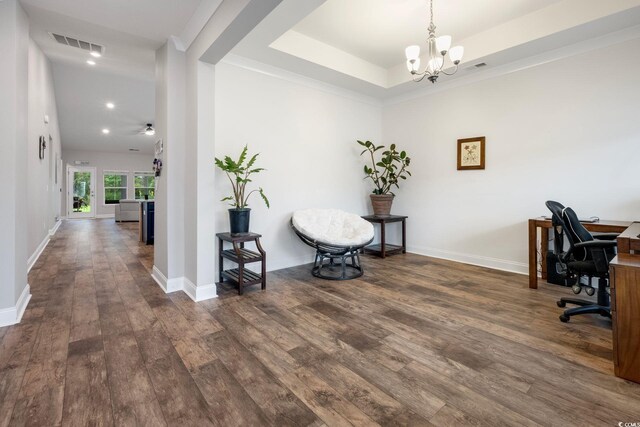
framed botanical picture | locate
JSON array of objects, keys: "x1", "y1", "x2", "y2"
[
  {"x1": 38, "y1": 135, "x2": 46, "y2": 160},
  {"x1": 457, "y1": 136, "x2": 485, "y2": 170}
]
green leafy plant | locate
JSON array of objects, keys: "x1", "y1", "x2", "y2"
[
  {"x1": 357, "y1": 140, "x2": 411, "y2": 195},
  {"x1": 215, "y1": 145, "x2": 270, "y2": 209}
]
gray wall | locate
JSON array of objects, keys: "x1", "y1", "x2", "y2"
[
  {"x1": 0, "y1": 0, "x2": 29, "y2": 315},
  {"x1": 153, "y1": 39, "x2": 186, "y2": 285},
  {"x1": 27, "y1": 39, "x2": 63, "y2": 264}
]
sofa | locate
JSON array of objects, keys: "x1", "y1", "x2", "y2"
[{"x1": 115, "y1": 200, "x2": 141, "y2": 222}]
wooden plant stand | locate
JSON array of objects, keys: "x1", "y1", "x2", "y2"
[
  {"x1": 361, "y1": 215, "x2": 408, "y2": 258},
  {"x1": 217, "y1": 232, "x2": 266, "y2": 295}
]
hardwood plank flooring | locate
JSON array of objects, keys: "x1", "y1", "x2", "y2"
[{"x1": 1, "y1": 219, "x2": 639, "y2": 426}]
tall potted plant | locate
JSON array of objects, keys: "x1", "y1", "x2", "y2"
[
  {"x1": 357, "y1": 140, "x2": 411, "y2": 216},
  {"x1": 215, "y1": 145, "x2": 269, "y2": 234}
]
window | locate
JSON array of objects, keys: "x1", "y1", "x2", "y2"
[
  {"x1": 104, "y1": 171, "x2": 128, "y2": 204},
  {"x1": 134, "y1": 172, "x2": 155, "y2": 200}
]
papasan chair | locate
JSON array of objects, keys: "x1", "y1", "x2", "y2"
[{"x1": 291, "y1": 209, "x2": 374, "y2": 280}]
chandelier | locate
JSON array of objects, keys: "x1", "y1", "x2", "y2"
[{"x1": 405, "y1": 0, "x2": 464, "y2": 83}]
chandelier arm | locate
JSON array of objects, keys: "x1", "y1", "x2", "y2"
[
  {"x1": 413, "y1": 73, "x2": 428, "y2": 83},
  {"x1": 411, "y1": 68, "x2": 433, "y2": 78},
  {"x1": 436, "y1": 53, "x2": 446, "y2": 73},
  {"x1": 440, "y1": 64, "x2": 459, "y2": 76}
]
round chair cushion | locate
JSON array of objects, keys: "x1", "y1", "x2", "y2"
[{"x1": 292, "y1": 209, "x2": 374, "y2": 247}]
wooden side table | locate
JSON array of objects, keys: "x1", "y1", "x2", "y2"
[
  {"x1": 217, "y1": 232, "x2": 266, "y2": 295},
  {"x1": 361, "y1": 215, "x2": 407, "y2": 258}
]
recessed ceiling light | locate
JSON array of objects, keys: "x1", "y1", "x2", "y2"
[
  {"x1": 102, "y1": 128, "x2": 110, "y2": 134},
  {"x1": 87, "y1": 60, "x2": 96, "y2": 65},
  {"x1": 106, "y1": 102, "x2": 115, "y2": 109},
  {"x1": 90, "y1": 51, "x2": 101, "y2": 58}
]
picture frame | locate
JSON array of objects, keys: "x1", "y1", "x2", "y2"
[
  {"x1": 155, "y1": 138, "x2": 163, "y2": 157},
  {"x1": 38, "y1": 135, "x2": 46, "y2": 160},
  {"x1": 457, "y1": 136, "x2": 485, "y2": 170}
]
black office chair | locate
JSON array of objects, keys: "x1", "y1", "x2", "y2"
[{"x1": 545, "y1": 201, "x2": 618, "y2": 322}]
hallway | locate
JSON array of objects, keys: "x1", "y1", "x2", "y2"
[{"x1": 2, "y1": 219, "x2": 640, "y2": 426}]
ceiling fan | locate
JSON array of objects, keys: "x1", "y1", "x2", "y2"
[{"x1": 137, "y1": 123, "x2": 155, "y2": 136}]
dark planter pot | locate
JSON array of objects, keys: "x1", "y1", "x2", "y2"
[
  {"x1": 229, "y1": 208, "x2": 251, "y2": 235},
  {"x1": 370, "y1": 194, "x2": 394, "y2": 216}
]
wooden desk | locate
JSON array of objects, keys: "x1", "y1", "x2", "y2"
[
  {"x1": 611, "y1": 222, "x2": 640, "y2": 383},
  {"x1": 527, "y1": 217, "x2": 631, "y2": 289}
]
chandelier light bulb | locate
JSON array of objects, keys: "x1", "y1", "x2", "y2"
[
  {"x1": 449, "y1": 46, "x2": 464, "y2": 64},
  {"x1": 427, "y1": 57, "x2": 443, "y2": 73},
  {"x1": 405, "y1": 45, "x2": 420, "y2": 61},
  {"x1": 435, "y1": 35, "x2": 451, "y2": 54},
  {"x1": 413, "y1": 58, "x2": 421, "y2": 72}
]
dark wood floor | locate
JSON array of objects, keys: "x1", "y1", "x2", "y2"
[{"x1": 1, "y1": 219, "x2": 639, "y2": 426}]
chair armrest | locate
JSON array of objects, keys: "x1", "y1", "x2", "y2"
[
  {"x1": 592, "y1": 232, "x2": 619, "y2": 240},
  {"x1": 574, "y1": 240, "x2": 617, "y2": 249}
]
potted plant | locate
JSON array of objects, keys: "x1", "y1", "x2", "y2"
[
  {"x1": 357, "y1": 140, "x2": 411, "y2": 216},
  {"x1": 215, "y1": 145, "x2": 270, "y2": 234}
]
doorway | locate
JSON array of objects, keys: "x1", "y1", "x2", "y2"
[{"x1": 67, "y1": 166, "x2": 96, "y2": 218}]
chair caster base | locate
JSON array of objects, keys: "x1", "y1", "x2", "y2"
[
  {"x1": 558, "y1": 304, "x2": 611, "y2": 323},
  {"x1": 557, "y1": 301, "x2": 566, "y2": 308}
]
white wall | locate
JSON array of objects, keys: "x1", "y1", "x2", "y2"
[
  {"x1": 214, "y1": 61, "x2": 382, "y2": 271},
  {"x1": 61, "y1": 149, "x2": 154, "y2": 217},
  {"x1": 27, "y1": 39, "x2": 63, "y2": 266},
  {"x1": 153, "y1": 39, "x2": 186, "y2": 288},
  {"x1": 0, "y1": 0, "x2": 29, "y2": 322},
  {"x1": 151, "y1": 0, "x2": 280, "y2": 302},
  {"x1": 382, "y1": 37, "x2": 640, "y2": 273}
]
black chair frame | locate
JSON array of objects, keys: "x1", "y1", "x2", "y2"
[
  {"x1": 546, "y1": 201, "x2": 618, "y2": 323},
  {"x1": 291, "y1": 219, "x2": 373, "y2": 280}
]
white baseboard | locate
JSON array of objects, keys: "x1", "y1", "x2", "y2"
[
  {"x1": 151, "y1": 265, "x2": 170, "y2": 292},
  {"x1": 49, "y1": 219, "x2": 62, "y2": 236},
  {"x1": 96, "y1": 214, "x2": 115, "y2": 219},
  {"x1": 407, "y1": 245, "x2": 528, "y2": 276},
  {"x1": 0, "y1": 284, "x2": 31, "y2": 327},
  {"x1": 151, "y1": 265, "x2": 216, "y2": 300},
  {"x1": 166, "y1": 277, "x2": 184, "y2": 293},
  {"x1": 28, "y1": 219, "x2": 62, "y2": 272},
  {"x1": 183, "y1": 277, "x2": 216, "y2": 302},
  {"x1": 28, "y1": 236, "x2": 50, "y2": 272},
  {"x1": 15, "y1": 284, "x2": 30, "y2": 323}
]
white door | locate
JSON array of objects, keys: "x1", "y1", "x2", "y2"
[{"x1": 67, "y1": 166, "x2": 96, "y2": 218}]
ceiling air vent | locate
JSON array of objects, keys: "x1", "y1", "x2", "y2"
[
  {"x1": 465, "y1": 62, "x2": 488, "y2": 72},
  {"x1": 129, "y1": 149, "x2": 140, "y2": 152},
  {"x1": 50, "y1": 33, "x2": 104, "y2": 56}
]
